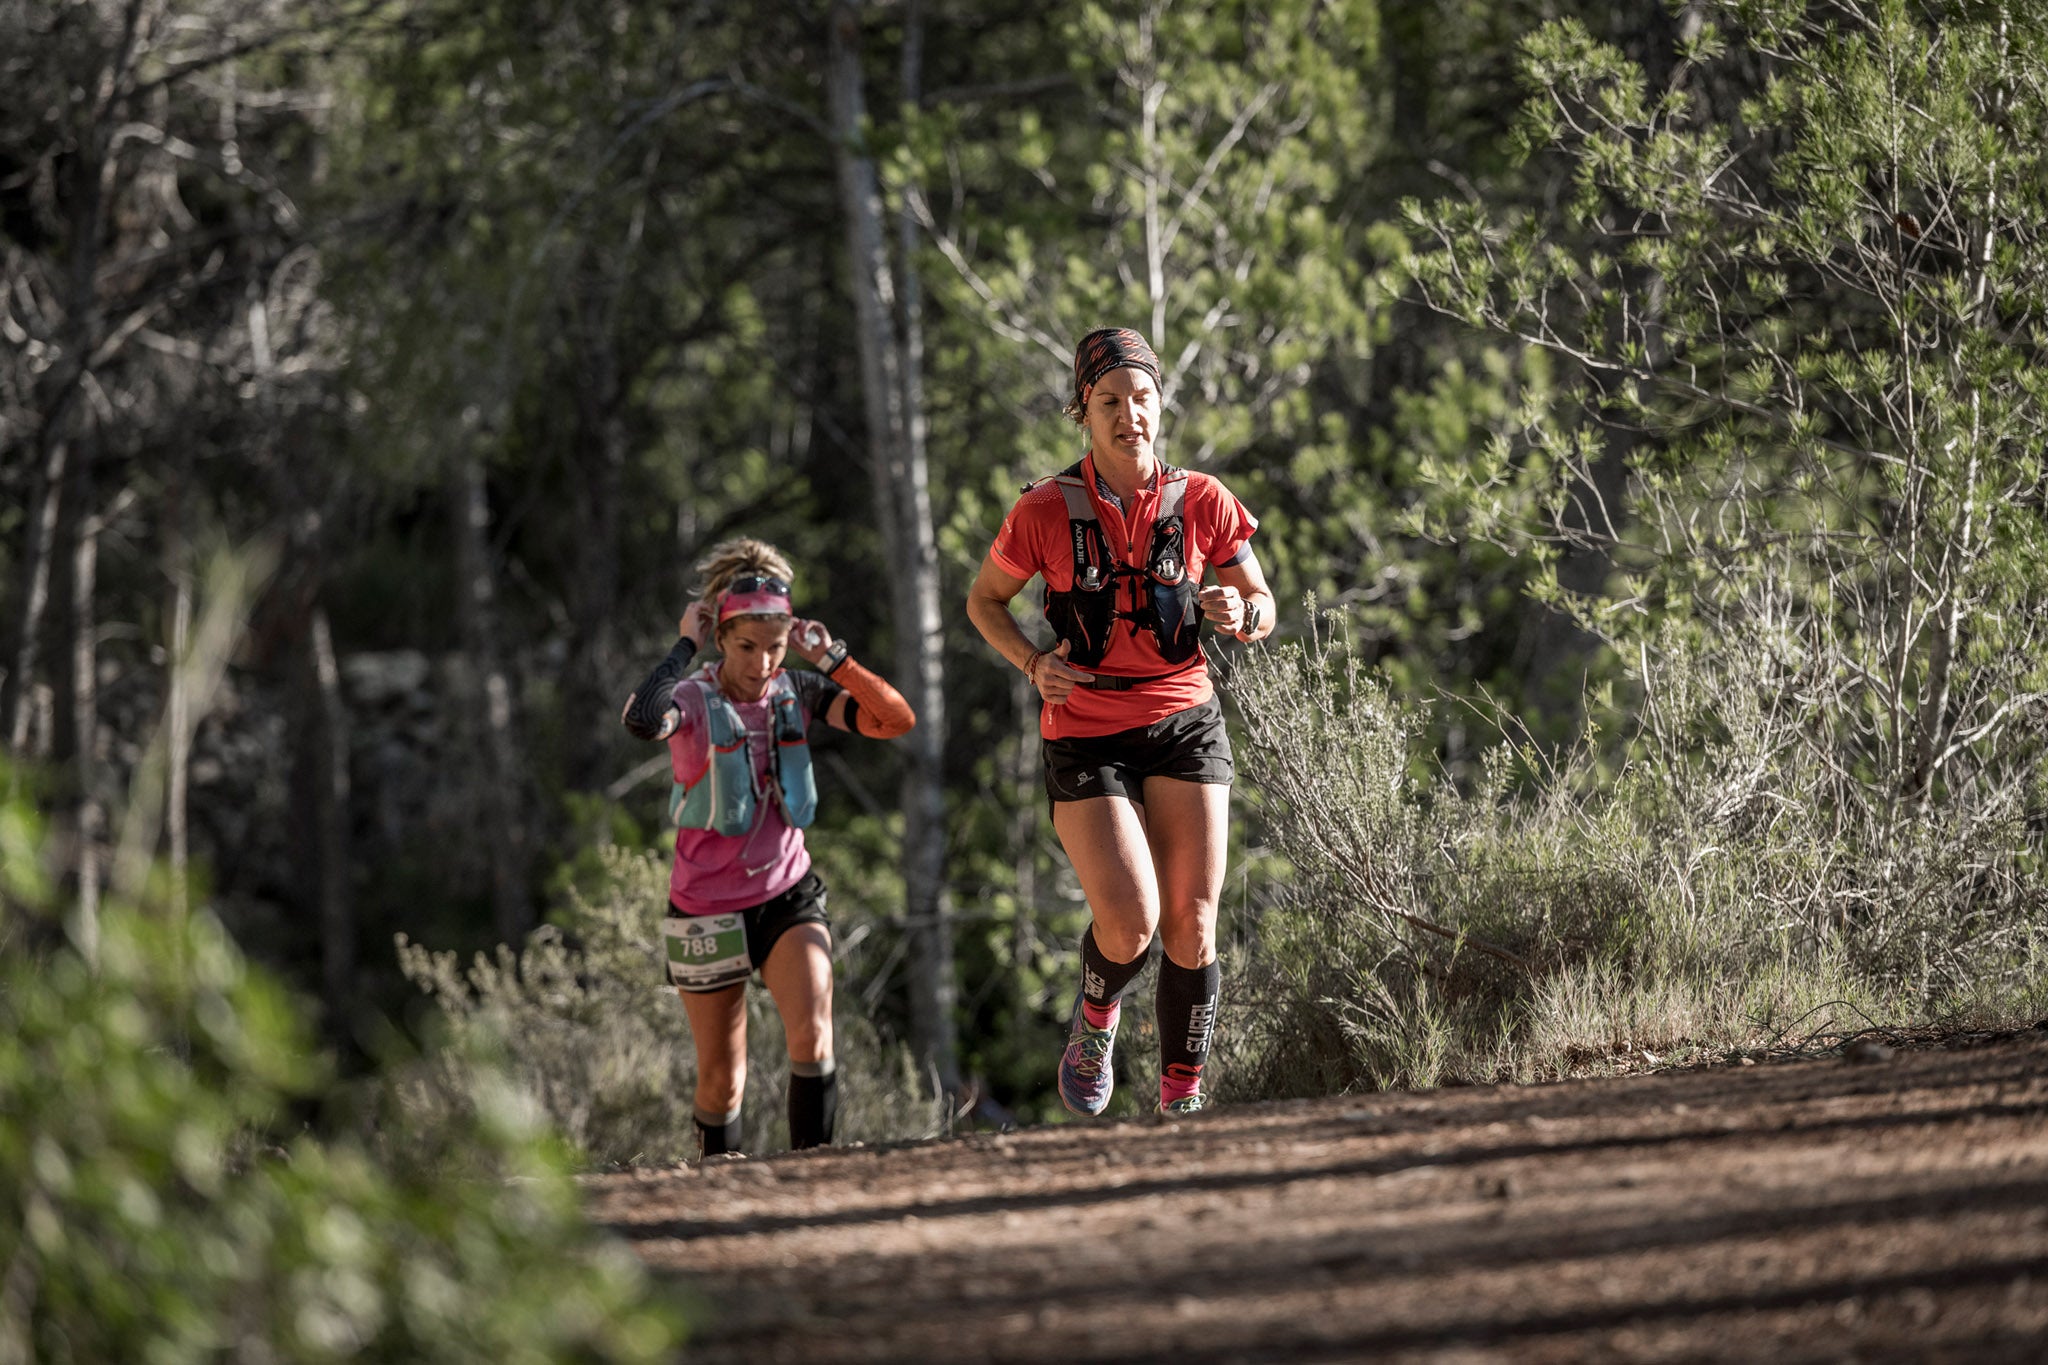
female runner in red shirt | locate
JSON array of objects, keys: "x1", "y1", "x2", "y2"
[{"x1": 966, "y1": 328, "x2": 1274, "y2": 1117}]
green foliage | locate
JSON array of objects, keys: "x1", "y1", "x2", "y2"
[
  {"x1": 1398, "y1": 1, "x2": 2048, "y2": 813},
  {"x1": 909, "y1": 0, "x2": 1385, "y2": 478},
  {"x1": 398, "y1": 843, "x2": 944, "y2": 1162},
  {"x1": 0, "y1": 779, "x2": 685, "y2": 1364}
]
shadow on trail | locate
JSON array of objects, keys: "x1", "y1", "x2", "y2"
[
  {"x1": 676, "y1": 1174, "x2": 2048, "y2": 1341},
  {"x1": 1094, "y1": 1254, "x2": 2048, "y2": 1365},
  {"x1": 1293, "y1": 1040, "x2": 2048, "y2": 1137},
  {"x1": 600, "y1": 1034, "x2": 2046, "y2": 1220},
  {"x1": 612, "y1": 1093, "x2": 2048, "y2": 1243}
]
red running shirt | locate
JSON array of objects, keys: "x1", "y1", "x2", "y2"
[{"x1": 990, "y1": 453, "x2": 1259, "y2": 740}]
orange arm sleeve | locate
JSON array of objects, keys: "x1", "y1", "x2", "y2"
[{"x1": 831, "y1": 657, "x2": 915, "y2": 739}]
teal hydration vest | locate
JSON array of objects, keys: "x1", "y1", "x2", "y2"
[{"x1": 668, "y1": 669, "x2": 818, "y2": 834}]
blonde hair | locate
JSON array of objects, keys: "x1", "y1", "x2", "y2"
[{"x1": 691, "y1": 537, "x2": 795, "y2": 639}]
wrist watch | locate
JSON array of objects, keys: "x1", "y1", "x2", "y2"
[
  {"x1": 820, "y1": 637, "x2": 850, "y2": 674},
  {"x1": 1235, "y1": 599, "x2": 1262, "y2": 642}
]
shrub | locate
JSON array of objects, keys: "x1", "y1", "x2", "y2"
[
  {"x1": 1217, "y1": 611, "x2": 2048, "y2": 1099},
  {"x1": 398, "y1": 842, "x2": 943, "y2": 1164},
  {"x1": 1312, "y1": 2, "x2": 2048, "y2": 1098},
  {"x1": 0, "y1": 781, "x2": 685, "y2": 1365}
]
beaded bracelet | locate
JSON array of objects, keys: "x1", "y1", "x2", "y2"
[{"x1": 1024, "y1": 647, "x2": 1047, "y2": 683}]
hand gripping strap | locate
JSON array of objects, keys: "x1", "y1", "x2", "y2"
[{"x1": 832, "y1": 658, "x2": 915, "y2": 739}]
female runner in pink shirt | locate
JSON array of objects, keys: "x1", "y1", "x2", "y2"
[{"x1": 621, "y1": 538, "x2": 914, "y2": 1157}]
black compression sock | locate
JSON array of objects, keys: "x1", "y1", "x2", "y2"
[
  {"x1": 1156, "y1": 956, "x2": 1222, "y2": 1091},
  {"x1": 788, "y1": 1059, "x2": 838, "y2": 1149},
  {"x1": 694, "y1": 1105, "x2": 743, "y2": 1158},
  {"x1": 1080, "y1": 924, "x2": 1148, "y2": 1011}
]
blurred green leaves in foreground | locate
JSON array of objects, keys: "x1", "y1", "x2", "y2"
[{"x1": 0, "y1": 772, "x2": 687, "y2": 1365}]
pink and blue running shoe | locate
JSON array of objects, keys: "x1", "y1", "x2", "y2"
[{"x1": 1058, "y1": 996, "x2": 1119, "y2": 1117}]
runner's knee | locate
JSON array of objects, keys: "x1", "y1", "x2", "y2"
[
  {"x1": 693, "y1": 1057, "x2": 745, "y2": 1115},
  {"x1": 785, "y1": 1008, "x2": 833, "y2": 1066},
  {"x1": 1092, "y1": 919, "x2": 1155, "y2": 963},
  {"x1": 1158, "y1": 905, "x2": 1217, "y2": 969}
]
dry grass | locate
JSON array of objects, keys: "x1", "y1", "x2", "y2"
[
  {"x1": 1215, "y1": 612, "x2": 2048, "y2": 1100},
  {"x1": 397, "y1": 845, "x2": 943, "y2": 1163}
]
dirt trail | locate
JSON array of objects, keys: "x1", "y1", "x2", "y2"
[{"x1": 585, "y1": 1031, "x2": 2048, "y2": 1362}]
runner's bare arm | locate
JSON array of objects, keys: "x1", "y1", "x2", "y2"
[
  {"x1": 966, "y1": 552, "x2": 1091, "y2": 704},
  {"x1": 965, "y1": 554, "x2": 1037, "y2": 668},
  {"x1": 1203, "y1": 550, "x2": 1276, "y2": 643}
]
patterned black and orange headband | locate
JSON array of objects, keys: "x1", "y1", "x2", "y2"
[{"x1": 1073, "y1": 327, "x2": 1161, "y2": 404}]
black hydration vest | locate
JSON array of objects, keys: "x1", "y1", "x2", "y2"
[{"x1": 1036, "y1": 462, "x2": 1202, "y2": 672}]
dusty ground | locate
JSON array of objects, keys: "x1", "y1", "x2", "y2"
[{"x1": 585, "y1": 1030, "x2": 2048, "y2": 1362}]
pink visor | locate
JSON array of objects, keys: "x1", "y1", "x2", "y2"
[{"x1": 717, "y1": 587, "x2": 792, "y2": 622}]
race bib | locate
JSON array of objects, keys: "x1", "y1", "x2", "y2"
[{"x1": 663, "y1": 911, "x2": 751, "y2": 991}]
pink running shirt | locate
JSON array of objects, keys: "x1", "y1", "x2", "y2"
[{"x1": 663, "y1": 665, "x2": 830, "y2": 915}]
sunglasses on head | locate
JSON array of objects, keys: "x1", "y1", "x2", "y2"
[{"x1": 726, "y1": 574, "x2": 790, "y2": 597}]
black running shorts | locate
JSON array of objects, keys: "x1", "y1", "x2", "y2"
[
  {"x1": 1041, "y1": 695, "x2": 1234, "y2": 806},
  {"x1": 664, "y1": 869, "x2": 831, "y2": 993}
]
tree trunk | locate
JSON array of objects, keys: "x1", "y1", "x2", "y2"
[
  {"x1": 565, "y1": 293, "x2": 626, "y2": 794},
  {"x1": 6, "y1": 44, "x2": 110, "y2": 758},
  {"x1": 1009, "y1": 665, "x2": 1040, "y2": 1047},
  {"x1": 827, "y1": 0, "x2": 959, "y2": 1098},
  {"x1": 53, "y1": 453, "x2": 102, "y2": 961},
  {"x1": 2, "y1": 434, "x2": 69, "y2": 759},
  {"x1": 291, "y1": 603, "x2": 354, "y2": 1023},
  {"x1": 450, "y1": 453, "x2": 532, "y2": 944},
  {"x1": 165, "y1": 468, "x2": 192, "y2": 921}
]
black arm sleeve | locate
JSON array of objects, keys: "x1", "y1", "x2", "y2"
[
  {"x1": 790, "y1": 670, "x2": 846, "y2": 730},
  {"x1": 621, "y1": 637, "x2": 698, "y2": 741}
]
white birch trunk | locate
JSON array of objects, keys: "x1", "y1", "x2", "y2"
[{"x1": 827, "y1": 0, "x2": 959, "y2": 1097}]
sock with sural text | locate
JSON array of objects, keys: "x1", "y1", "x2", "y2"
[{"x1": 1156, "y1": 957, "x2": 1221, "y2": 1105}]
